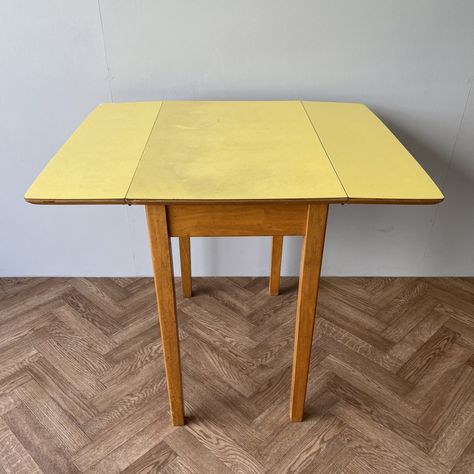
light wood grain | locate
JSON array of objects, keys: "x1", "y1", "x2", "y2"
[
  {"x1": 145, "y1": 205, "x2": 184, "y2": 426},
  {"x1": 179, "y1": 237, "x2": 192, "y2": 298},
  {"x1": 269, "y1": 236, "x2": 283, "y2": 296},
  {"x1": 166, "y1": 203, "x2": 308, "y2": 236},
  {"x1": 290, "y1": 203, "x2": 328, "y2": 421}
]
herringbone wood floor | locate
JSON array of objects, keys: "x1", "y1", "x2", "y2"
[{"x1": 0, "y1": 277, "x2": 473, "y2": 473}]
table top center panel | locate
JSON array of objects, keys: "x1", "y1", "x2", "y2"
[{"x1": 126, "y1": 101, "x2": 347, "y2": 202}]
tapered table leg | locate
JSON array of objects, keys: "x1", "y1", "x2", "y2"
[
  {"x1": 269, "y1": 236, "x2": 283, "y2": 296},
  {"x1": 290, "y1": 203, "x2": 328, "y2": 422},
  {"x1": 146, "y1": 205, "x2": 185, "y2": 426},
  {"x1": 179, "y1": 236, "x2": 192, "y2": 298}
]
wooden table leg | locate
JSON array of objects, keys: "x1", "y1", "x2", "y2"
[
  {"x1": 179, "y1": 236, "x2": 192, "y2": 298},
  {"x1": 146, "y1": 205, "x2": 185, "y2": 426},
  {"x1": 290, "y1": 203, "x2": 328, "y2": 422},
  {"x1": 269, "y1": 236, "x2": 283, "y2": 296}
]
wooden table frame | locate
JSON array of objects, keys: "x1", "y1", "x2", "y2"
[{"x1": 146, "y1": 201, "x2": 328, "y2": 426}]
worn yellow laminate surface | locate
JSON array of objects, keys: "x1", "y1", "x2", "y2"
[
  {"x1": 25, "y1": 100, "x2": 443, "y2": 205},
  {"x1": 303, "y1": 101, "x2": 444, "y2": 203},
  {"x1": 24, "y1": 102, "x2": 162, "y2": 204},
  {"x1": 126, "y1": 101, "x2": 346, "y2": 202}
]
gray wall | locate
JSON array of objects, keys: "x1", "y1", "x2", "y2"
[{"x1": 2, "y1": 0, "x2": 473, "y2": 277}]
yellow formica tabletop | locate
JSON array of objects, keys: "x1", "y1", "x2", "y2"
[
  {"x1": 24, "y1": 100, "x2": 444, "y2": 427},
  {"x1": 25, "y1": 100, "x2": 443, "y2": 205}
]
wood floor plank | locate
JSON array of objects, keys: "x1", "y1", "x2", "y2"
[
  {"x1": 14, "y1": 380, "x2": 90, "y2": 455},
  {"x1": 72, "y1": 399, "x2": 165, "y2": 470},
  {"x1": 0, "y1": 276, "x2": 472, "y2": 472},
  {"x1": 299, "y1": 439, "x2": 353, "y2": 474},
  {"x1": 183, "y1": 355, "x2": 264, "y2": 435},
  {"x1": 397, "y1": 326, "x2": 460, "y2": 384},
  {"x1": 451, "y1": 437, "x2": 474, "y2": 474},
  {"x1": 374, "y1": 279, "x2": 428, "y2": 326},
  {"x1": 165, "y1": 428, "x2": 233, "y2": 474},
  {"x1": 316, "y1": 317, "x2": 400, "y2": 372},
  {"x1": 42, "y1": 319, "x2": 111, "y2": 375},
  {"x1": 253, "y1": 367, "x2": 336, "y2": 440},
  {"x1": 0, "y1": 344, "x2": 40, "y2": 381},
  {"x1": 61, "y1": 289, "x2": 122, "y2": 335},
  {"x1": 4, "y1": 404, "x2": 79, "y2": 473},
  {"x1": 322, "y1": 354, "x2": 421, "y2": 419},
  {"x1": 27, "y1": 357, "x2": 97, "y2": 425},
  {"x1": 382, "y1": 295, "x2": 439, "y2": 343},
  {"x1": 0, "y1": 393, "x2": 20, "y2": 417},
  {"x1": 185, "y1": 417, "x2": 265, "y2": 473},
  {"x1": 69, "y1": 278, "x2": 128, "y2": 314},
  {"x1": 423, "y1": 279, "x2": 474, "y2": 320},
  {"x1": 317, "y1": 298, "x2": 392, "y2": 351},
  {"x1": 0, "y1": 418, "x2": 42, "y2": 474},
  {"x1": 270, "y1": 415, "x2": 345, "y2": 473},
  {"x1": 32, "y1": 330, "x2": 106, "y2": 399},
  {"x1": 326, "y1": 376, "x2": 436, "y2": 452},
  {"x1": 54, "y1": 305, "x2": 116, "y2": 355},
  {"x1": 342, "y1": 455, "x2": 382, "y2": 474},
  {"x1": 0, "y1": 278, "x2": 70, "y2": 322},
  {"x1": 182, "y1": 362, "x2": 261, "y2": 424},
  {"x1": 121, "y1": 441, "x2": 177, "y2": 473},
  {"x1": 429, "y1": 389, "x2": 474, "y2": 469},
  {"x1": 180, "y1": 336, "x2": 260, "y2": 398},
  {"x1": 0, "y1": 372, "x2": 32, "y2": 397},
  {"x1": 435, "y1": 302, "x2": 474, "y2": 327},
  {"x1": 332, "y1": 402, "x2": 447, "y2": 474},
  {"x1": 160, "y1": 457, "x2": 197, "y2": 474},
  {"x1": 445, "y1": 318, "x2": 474, "y2": 350},
  {"x1": 89, "y1": 358, "x2": 164, "y2": 412},
  {"x1": 99, "y1": 337, "x2": 162, "y2": 387},
  {"x1": 83, "y1": 417, "x2": 174, "y2": 473},
  {"x1": 0, "y1": 306, "x2": 57, "y2": 349},
  {"x1": 418, "y1": 365, "x2": 474, "y2": 436},
  {"x1": 389, "y1": 308, "x2": 450, "y2": 366},
  {"x1": 85, "y1": 375, "x2": 167, "y2": 437},
  {"x1": 105, "y1": 322, "x2": 160, "y2": 362},
  {"x1": 319, "y1": 340, "x2": 412, "y2": 396},
  {"x1": 406, "y1": 343, "x2": 472, "y2": 405}
]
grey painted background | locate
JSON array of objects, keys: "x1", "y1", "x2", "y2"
[{"x1": 1, "y1": 0, "x2": 473, "y2": 277}]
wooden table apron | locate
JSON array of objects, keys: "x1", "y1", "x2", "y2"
[{"x1": 145, "y1": 201, "x2": 328, "y2": 426}]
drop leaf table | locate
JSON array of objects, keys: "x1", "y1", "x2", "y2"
[{"x1": 25, "y1": 100, "x2": 443, "y2": 426}]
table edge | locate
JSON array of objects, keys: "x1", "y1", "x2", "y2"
[{"x1": 24, "y1": 195, "x2": 444, "y2": 205}]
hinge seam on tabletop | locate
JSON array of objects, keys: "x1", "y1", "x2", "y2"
[
  {"x1": 300, "y1": 101, "x2": 349, "y2": 202},
  {"x1": 124, "y1": 101, "x2": 164, "y2": 205}
]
